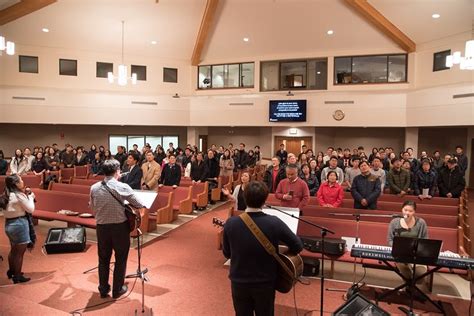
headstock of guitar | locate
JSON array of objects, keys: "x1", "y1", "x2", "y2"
[{"x1": 212, "y1": 217, "x2": 225, "y2": 227}]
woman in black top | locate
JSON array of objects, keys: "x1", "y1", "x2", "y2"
[
  {"x1": 87, "y1": 144, "x2": 98, "y2": 163},
  {"x1": 154, "y1": 146, "x2": 166, "y2": 165},
  {"x1": 0, "y1": 150, "x2": 8, "y2": 175},
  {"x1": 90, "y1": 152, "x2": 103, "y2": 176},
  {"x1": 300, "y1": 163, "x2": 319, "y2": 196},
  {"x1": 222, "y1": 171, "x2": 250, "y2": 211},
  {"x1": 247, "y1": 150, "x2": 257, "y2": 168},
  {"x1": 31, "y1": 152, "x2": 48, "y2": 176}
]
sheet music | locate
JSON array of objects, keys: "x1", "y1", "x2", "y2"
[
  {"x1": 262, "y1": 207, "x2": 300, "y2": 234},
  {"x1": 130, "y1": 190, "x2": 158, "y2": 209}
]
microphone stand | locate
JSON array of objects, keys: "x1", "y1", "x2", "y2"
[
  {"x1": 265, "y1": 205, "x2": 335, "y2": 316},
  {"x1": 126, "y1": 226, "x2": 150, "y2": 314}
]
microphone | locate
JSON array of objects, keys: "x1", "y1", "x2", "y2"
[{"x1": 391, "y1": 214, "x2": 408, "y2": 218}]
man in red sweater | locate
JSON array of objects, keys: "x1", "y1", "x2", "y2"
[{"x1": 275, "y1": 164, "x2": 310, "y2": 209}]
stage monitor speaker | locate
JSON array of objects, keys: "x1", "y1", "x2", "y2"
[
  {"x1": 302, "y1": 258, "x2": 320, "y2": 276},
  {"x1": 44, "y1": 227, "x2": 86, "y2": 254},
  {"x1": 333, "y1": 293, "x2": 389, "y2": 316}
]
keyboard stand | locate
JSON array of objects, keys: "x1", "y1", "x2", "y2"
[{"x1": 375, "y1": 260, "x2": 445, "y2": 315}]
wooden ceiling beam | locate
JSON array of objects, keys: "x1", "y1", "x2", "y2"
[
  {"x1": 0, "y1": 0, "x2": 57, "y2": 26},
  {"x1": 345, "y1": 0, "x2": 416, "y2": 52},
  {"x1": 191, "y1": 0, "x2": 219, "y2": 66}
]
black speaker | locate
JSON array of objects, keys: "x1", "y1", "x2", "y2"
[
  {"x1": 302, "y1": 258, "x2": 320, "y2": 276},
  {"x1": 44, "y1": 227, "x2": 86, "y2": 254},
  {"x1": 333, "y1": 294, "x2": 390, "y2": 316}
]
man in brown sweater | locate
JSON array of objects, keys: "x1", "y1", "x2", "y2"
[{"x1": 275, "y1": 164, "x2": 310, "y2": 209}]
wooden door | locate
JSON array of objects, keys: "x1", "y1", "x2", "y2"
[
  {"x1": 274, "y1": 136, "x2": 312, "y2": 156},
  {"x1": 199, "y1": 135, "x2": 208, "y2": 152}
]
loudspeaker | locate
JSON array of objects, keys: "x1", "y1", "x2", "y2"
[
  {"x1": 44, "y1": 227, "x2": 86, "y2": 254},
  {"x1": 333, "y1": 294, "x2": 389, "y2": 316},
  {"x1": 302, "y1": 258, "x2": 320, "y2": 276}
]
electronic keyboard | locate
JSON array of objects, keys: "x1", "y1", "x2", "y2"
[{"x1": 351, "y1": 243, "x2": 474, "y2": 270}]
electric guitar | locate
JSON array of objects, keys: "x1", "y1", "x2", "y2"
[{"x1": 212, "y1": 217, "x2": 304, "y2": 293}]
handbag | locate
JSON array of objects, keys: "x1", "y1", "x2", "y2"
[{"x1": 101, "y1": 181, "x2": 140, "y2": 232}]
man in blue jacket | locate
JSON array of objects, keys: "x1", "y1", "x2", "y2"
[{"x1": 351, "y1": 160, "x2": 381, "y2": 209}]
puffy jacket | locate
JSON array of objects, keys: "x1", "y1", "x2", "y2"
[
  {"x1": 413, "y1": 169, "x2": 437, "y2": 196},
  {"x1": 351, "y1": 173, "x2": 381, "y2": 210},
  {"x1": 387, "y1": 168, "x2": 410, "y2": 194},
  {"x1": 263, "y1": 166, "x2": 286, "y2": 193},
  {"x1": 437, "y1": 166, "x2": 465, "y2": 198}
]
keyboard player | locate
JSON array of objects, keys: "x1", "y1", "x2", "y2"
[{"x1": 387, "y1": 200, "x2": 429, "y2": 292}]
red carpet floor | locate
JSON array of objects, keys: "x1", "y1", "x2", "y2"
[{"x1": 0, "y1": 204, "x2": 472, "y2": 315}]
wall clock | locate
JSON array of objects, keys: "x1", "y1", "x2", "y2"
[{"x1": 333, "y1": 109, "x2": 345, "y2": 121}]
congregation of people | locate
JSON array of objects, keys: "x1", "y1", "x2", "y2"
[{"x1": 0, "y1": 142, "x2": 468, "y2": 211}]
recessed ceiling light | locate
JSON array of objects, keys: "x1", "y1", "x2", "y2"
[
  {"x1": 327, "y1": 30, "x2": 334, "y2": 35},
  {"x1": 151, "y1": 40, "x2": 157, "y2": 45},
  {"x1": 243, "y1": 37, "x2": 249, "y2": 42},
  {"x1": 42, "y1": 28, "x2": 49, "y2": 33},
  {"x1": 432, "y1": 13, "x2": 440, "y2": 19}
]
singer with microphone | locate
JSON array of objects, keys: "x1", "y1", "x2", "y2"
[
  {"x1": 387, "y1": 200, "x2": 429, "y2": 292},
  {"x1": 0, "y1": 175, "x2": 36, "y2": 283}
]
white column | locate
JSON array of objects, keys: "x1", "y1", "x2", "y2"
[
  {"x1": 404, "y1": 127, "x2": 419, "y2": 157},
  {"x1": 187, "y1": 127, "x2": 199, "y2": 147}
]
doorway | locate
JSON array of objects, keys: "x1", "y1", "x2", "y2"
[
  {"x1": 199, "y1": 135, "x2": 208, "y2": 152},
  {"x1": 274, "y1": 136, "x2": 313, "y2": 156}
]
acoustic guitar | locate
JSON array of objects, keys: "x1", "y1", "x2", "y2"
[{"x1": 212, "y1": 217, "x2": 304, "y2": 293}]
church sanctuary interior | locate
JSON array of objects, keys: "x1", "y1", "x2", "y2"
[{"x1": 0, "y1": 0, "x2": 474, "y2": 315}]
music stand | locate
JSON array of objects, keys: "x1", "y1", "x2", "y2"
[{"x1": 385, "y1": 237, "x2": 443, "y2": 315}]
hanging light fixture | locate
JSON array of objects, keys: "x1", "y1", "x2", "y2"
[
  {"x1": 445, "y1": 40, "x2": 474, "y2": 70},
  {"x1": 0, "y1": 35, "x2": 15, "y2": 55},
  {"x1": 108, "y1": 21, "x2": 137, "y2": 86}
]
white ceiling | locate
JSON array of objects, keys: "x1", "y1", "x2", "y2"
[{"x1": 0, "y1": 0, "x2": 472, "y2": 62}]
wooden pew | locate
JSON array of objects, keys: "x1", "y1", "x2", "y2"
[
  {"x1": 192, "y1": 182, "x2": 208, "y2": 210},
  {"x1": 300, "y1": 205, "x2": 458, "y2": 229},
  {"x1": 70, "y1": 178, "x2": 101, "y2": 186},
  {"x1": 148, "y1": 191, "x2": 174, "y2": 228},
  {"x1": 343, "y1": 191, "x2": 460, "y2": 206},
  {"x1": 73, "y1": 165, "x2": 89, "y2": 179},
  {"x1": 211, "y1": 176, "x2": 231, "y2": 201},
  {"x1": 49, "y1": 182, "x2": 91, "y2": 195},
  {"x1": 59, "y1": 168, "x2": 75, "y2": 183},
  {"x1": 158, "y1": 185, "x2": 193, "y2": 217}
]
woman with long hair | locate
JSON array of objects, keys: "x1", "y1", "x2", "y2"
[
  {"x1": 222, "y1": 171, "x2": 250, "y2": 211},
  {"x1": 219, "y1": 149, "x2": 234, "y2": 177},
  {"x1": 10, "y1": 149, "x2": 28, "y2": 175},
  {"x1": 0, "y1": 174, "x2": 36, "y2": 283}
]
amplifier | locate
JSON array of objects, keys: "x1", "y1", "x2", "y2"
[
  {"x1": 44, "y1": 227, "x2": 86, "y2": 254},
  {"x1": 300, "y1": 236, "x2": 346, "y2": 256},
  {"x1": 334, "y1": 293, "x2": 389, "y2": 316}
]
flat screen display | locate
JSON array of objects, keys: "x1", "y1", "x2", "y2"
[{"x1": 269, "y1": 100, "x2": 307, "y2": 122}]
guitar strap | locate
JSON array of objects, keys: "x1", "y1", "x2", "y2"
[{"x1": 239, "y1": 212, "x2": 295, "y2": 279}]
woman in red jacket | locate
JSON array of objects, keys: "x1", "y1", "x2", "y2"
[{"x1": 317, "y1": 170, "x2": 344, "y2": 207}]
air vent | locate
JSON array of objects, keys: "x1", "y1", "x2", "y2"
[
  {"x1": 324, "y1": 100, "x2": 354, "y2": 104},
  {"x1": 453, "y1": 93, "x2": 474, "y2": 99},
  {"x1": 229, "y1": 102, "x2": 254, "y2": 106},
  {"x1": 131, "y1": 101, "x2": 158, "y2": 105},
  {"x1": 12, "y1": 96, "x2": 45, "y2": 101}
]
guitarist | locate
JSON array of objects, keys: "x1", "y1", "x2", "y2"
[
  {"x1": 90, "y1": 159, "x2": 145, "y2": 299},
  {"x1": 222, "y1": 181, "x2": 303, "y2": 316}
]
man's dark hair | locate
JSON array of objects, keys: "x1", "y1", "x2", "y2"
[
  {"x1": 372, "y1": 157, "x2": 381, "y2": 162},
  {"x1": 456, "y1": 145, "x2": 463, "y2": 150},
  {"x1": 128, "y1": 153, "x2": 140, "y2": 162},
  {"x1": 359, "y1": 160, "x2": 370, "y2": 168},
  {"x1": 391, "y1": 158, "x2": 401, "y2": 164},
  {"x1": 240, "y1": 143, "x2": 245, "y2": 147},
  {"x1": 329, "y1": 156, "x2": 338, "y2": 161},
  {"x1": 358, "y1": 146, "x2": 364, "y2": 150},
  {"x1": 101, "y1": 159, "x2": 121, "y2": 176},
  {"x1": 351, "y1": 156, "x2": 361, "y2": 162},
  {"x1": 244, "y1": 181, "x2": 269, "y2": 208},
  {"x1": 286, "y1": 163, "x2": 298, "y2": 170},
  {"x1": 328, "y1": 147, "x2": 334, "y2": 150}
]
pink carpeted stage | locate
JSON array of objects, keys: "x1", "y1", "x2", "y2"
[{"x1": 0, "y1": 204, "x2": 471, "y2": 315}]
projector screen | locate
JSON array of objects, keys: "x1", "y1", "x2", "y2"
[{"x1": 269, "y1": 100, "x2": 307, "y2": 122}]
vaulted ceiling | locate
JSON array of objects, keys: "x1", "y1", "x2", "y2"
[{"x1": 0, "y1": 0, "x2": 471, "y2": 62}]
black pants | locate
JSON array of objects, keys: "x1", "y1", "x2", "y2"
[
  {"x1": 231, "y1": 282, "x2": 275, "y2": 316},
  {"x1": 96, "y1": 221, "x2": 130, "y2": 294}
]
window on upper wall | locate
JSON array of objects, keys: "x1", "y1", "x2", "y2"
[
  {"x1": 334, "y1": 54, "x2": 407, "y2": 84},
  {"x1": 131, "y1": 65, "x2": 147, "y2": 81},
  {"x1": 109, "y1": 135, "x2": 179, "y2": 154},
  {"x1": 433, "y1": 50, "x2": 451, "y2": 72},
  {"x1": 197, "y1": 62, "x2": 254, "y2": 89},
  {"x1": 19, "y1": 55, "x2": 39, "y2": 73},
  {"x1": 163, "y1": 67, "x2": 178, "y2": 83},
  {"x1": 59, "y1": 59, "x2": 77, "y2": 76},
  {"x1": 96, "y1": 62, "x2": 113, "y2": 78},
  {"x1": 260, "y1": 58, "x2": 327, "y2": 91}
]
